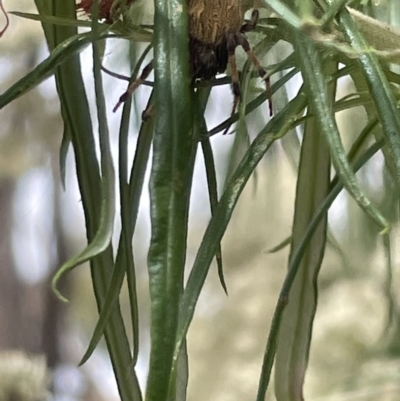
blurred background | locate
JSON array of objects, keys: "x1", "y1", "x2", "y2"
[{"x1": 2, "y1": 0, "x2": 400, "y2": 400}]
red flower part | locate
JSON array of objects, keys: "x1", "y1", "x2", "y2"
[{"x1": 76, "y1": 0, "x2": 134, "y2": 23}]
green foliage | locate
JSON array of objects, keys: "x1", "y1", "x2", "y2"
[{"x1": 2, "y1": 0, "x2": 400, "y2": 400}]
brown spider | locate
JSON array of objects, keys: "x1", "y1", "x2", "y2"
[{"x1": 113, "y1": 0, "x2": 272, "y2": 126}]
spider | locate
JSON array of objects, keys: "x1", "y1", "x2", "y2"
[{"x1": 113, "y1": 0, "x2": 272, "y2": 126}]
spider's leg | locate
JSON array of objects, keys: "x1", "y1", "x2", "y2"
[
  {"x1": 240, "y1": 6, "x2": 259, "y2": 33},
  {"x1": 113, "y1": 60, "x2": 154, "y2": 113},
  {"x1": 237, "y1": 34, "x2": 273, "y2": 116},
  {"x1": 223, "y1": 34, "x2": 240, "y2": 135}
]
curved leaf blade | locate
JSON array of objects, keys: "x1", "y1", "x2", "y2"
[{"x1": 52, "y1": 0, "x2": 116, "y2": 304}]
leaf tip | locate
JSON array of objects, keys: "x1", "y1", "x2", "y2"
[{"x1": 52, "y1": 276, "x2": 69, "y2": 303}]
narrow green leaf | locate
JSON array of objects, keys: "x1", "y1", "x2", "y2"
[
  {"x1": 320, "y1": 0, "x2": 349, "y2": 27},
  {"x1": 294, "y1": 33, "x2": 389, "y2": 232},
  {"x1": 10, "y1": 11, "x2": 152, "y2": 41},
  {"x1": 75, "y1": 2, "x2": 138, "y2": 368},
  {"x1": 10, "y1": 11, "x2": 94, "y2": 27},
  {"x1": 256, "y1": 139, "x2": 384, "y2": 401},
  {"x1": 174, "y1": 91, "x2": 308, "y2": 370},
  {"x1": 339, "y1": 9, "x2": 400, "y2": 188},
  {"x1": 382, "y1": 233, "x2": 395, "y2": 337},
  {"x1": 171, "y1": 343, "x2": 189, "y2": 401},
  {"x1": 58, "y1": 108, "x2": 71, "y2": 190},
  {"x1": 201, "y1": 139, "x2": 227, "y2": 294},
  {"x1": 262, "y1": 0, "x2": 303, "y2": 29},
  {"x1": 225, "y1": 96, "x2": 251, "y2": 177},
  {"x1": 146, "y1": 0, "x2": 194, "y2": 399},
  {"x1": 268, "y1": 236, "x2": 291, "y2": 253},
  {"x1": 51, "y1": 0, "x2": 116, "y2": 304},
  {"x1": 208, "y1": 67, "x2": 298, "y2": 137},
  {"x1": 92, "y1": 0, "x2": 116, "y2": 278},
  {"x1": 33, "y1": 1, "x2": 142, "y2": 400},
  {"x1": 274, "y1": 60, "x2": 335, "y2": 401},
  {"x1": 79, "y1": 94, "x2": 154, "y2": 367},
  {"x1": 119, "y1": 45, "x2": 153, "y2": 364},
  {"x1": 192, "y1": 86, "x2": 227, "y2": 293},
  {"x1": 51, "y1": 168, "x2": 115, "y2": 301},
  {"x1": 0, "y1": 30, "x2": 113, "y2": 109},
  {"x1": 330, "y1": 118, "x2": 379, "y2": 189}
]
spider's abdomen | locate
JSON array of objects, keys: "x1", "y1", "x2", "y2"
[
  {"x1": 188, "y1": 0, "x2": 244, "y2": 79},
  {"x1": 188, "y1": 0, "x2": 243, "y2": 43},
  {"x1": 189, "y1": 35, "x2": 229, "y2": 79}
]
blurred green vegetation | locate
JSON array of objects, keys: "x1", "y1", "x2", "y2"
[{"x1": 2, "y1": 1, "x2": 400, "y2": 401}]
